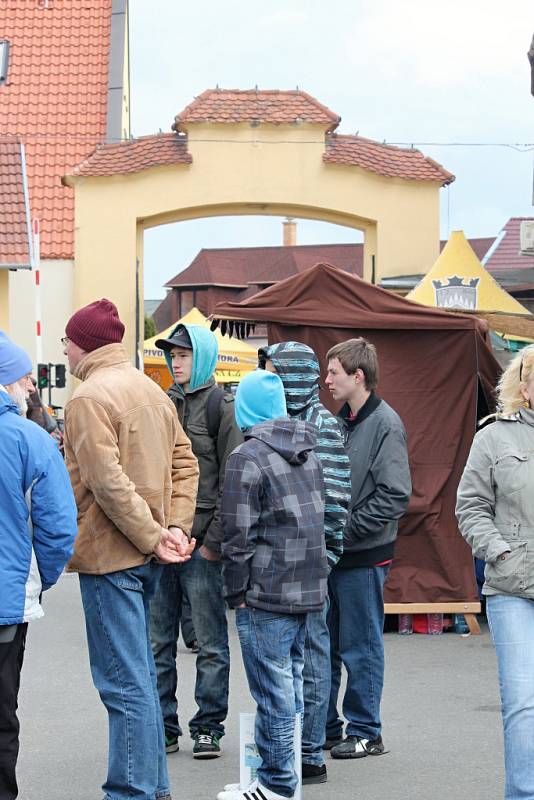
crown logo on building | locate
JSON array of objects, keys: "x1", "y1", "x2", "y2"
[{"x1": 432, "y1": 276, "x2": 480, "y2": 310}]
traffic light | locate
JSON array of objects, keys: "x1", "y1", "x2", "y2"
[
  {"x1": 37, "y1": 363, "x2": 49, "y2": 389},
  {"x1": 55, "y1": 364, "x2": 66, "y2": 388}
]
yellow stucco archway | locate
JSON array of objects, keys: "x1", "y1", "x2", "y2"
[{"x1": 64, "y1": 90, "x2": 453, "y2": 359}]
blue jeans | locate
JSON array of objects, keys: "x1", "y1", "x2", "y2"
[
  {"x1": 302, "y1": 600, "x2": 330, "y2": 766},
  {"x1": 149, "y1": 563, "x2": 185, "y2": 738},
  {"x1": 79, "y1": 562, "x2": 169, "y2": 800},
  {"x1": 150, "y1": 548, "x2": 229, "y2": 738},
  {"x1": 327, "y1": 565, "x2": 389, "y2": 741},
  {"x1": 487, "y1": 594, "x2": 534, "y2": 800},
  {"x1": 236, "y1": 607, "x2": 306, "y2": 799},
  {"x1": 180, "y1": 592, "x2": 196, "y2": 647}
]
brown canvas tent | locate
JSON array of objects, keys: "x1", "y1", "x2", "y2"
[{"x1": 211, "y1": 262, "x2": 501, "y2": 605}]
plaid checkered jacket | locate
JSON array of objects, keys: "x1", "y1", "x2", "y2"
[{"x1": 221, "y1": 418, "x2": 329, "y2": 613}]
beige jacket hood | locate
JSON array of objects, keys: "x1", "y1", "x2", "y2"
[{"x1": 64, "y1": 344, "x2": 199, "y2": 574}]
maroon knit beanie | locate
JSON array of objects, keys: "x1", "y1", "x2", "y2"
[{"x1": 65, "y1": 299, "x2": 125, "y2": 352}]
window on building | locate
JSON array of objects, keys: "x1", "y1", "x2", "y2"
[
  {"x1": 180, "y1": 290, "x2": 196, "y2": 317},
  {"x1": 0, "y1": 41, "x2": 9, "y2": 83}
]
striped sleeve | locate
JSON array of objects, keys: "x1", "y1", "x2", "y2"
[{"x1": 314, "y1": 411, "x2": 350, "y2": 567}]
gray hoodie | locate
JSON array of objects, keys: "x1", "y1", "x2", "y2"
[{"x1": 221, "y1": 418, "x2": 328, "y2": 613}]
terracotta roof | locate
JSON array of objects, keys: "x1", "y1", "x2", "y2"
[
  {"x1": 174, "y1": 89, "x2": 340, "y2": 132},
  {"x1": 66, "y1": 134, "x2": 192, "y2": 179},
  {"x1": 484, "y1": 218, "x2": 534, "y2": 272},
  {"x1": 0, "y1": 2, "x2": 113, "y2": 259},
  {"x1": 324, "y1": 134, "x2": 455, "y2": 185},
  {"x1": 165, "y1": 243, "x2": 363, "y2": 289},
  {"x1": 251, "y1": 244, "x2": 362, "y2": 285},
  {"x1": 166, "y1": 238, "x2": 491, "y2": 290},
  {"x1": 0, "y1": 139, "x2": 30, "y2": 267}
]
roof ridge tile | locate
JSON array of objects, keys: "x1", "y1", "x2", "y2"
[
  {"x1": 173, "y1": 87, "x2": 340, "y2": 132},
  {"x1": 323, "y1": 132, "x2": 454, "y2": 185}
]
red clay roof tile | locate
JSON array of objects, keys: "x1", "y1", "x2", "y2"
[
  {"x1": 324, "y1": 134, "x2": 454, "y2": 185},
  {"x1": 0, "y1": 139, "x2": 30, "y2": 266},
  {"x1": 162, "y1": 237, "x2": 497, "y2": 303},
  {"x1": 485, "y1": 218, "x2": 534, "y2": 272},
  {"x1": 173, "y1": 89, "x2": 341, "y2": 132},
  {"x1": 67, "y1": 134, "x2": 192, "y2": 178},
  {"x1": 1, "y1": 1, "x2": 112, "y2": 259},
  {"x1": 165, "y1": 243, "x2": 363, "y2": 289}
]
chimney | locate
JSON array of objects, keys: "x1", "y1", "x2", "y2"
[{"x1": 283, "y1": 217, "x2": 297, "y2": 246}]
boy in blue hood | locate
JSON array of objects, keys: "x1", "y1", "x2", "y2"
[
  {"x1": 218, "y1": 370, "x2": 328, "y2": 800},
  {"x1": 259, "y1": 341, "x2": 350, "y2": 784},
  {"x1": 150, "y1": 322, "x2": 243, "y2": 759}
]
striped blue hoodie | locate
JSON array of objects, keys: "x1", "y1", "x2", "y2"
[{"x1": 258, "y1": 342, "x2": 350, "y2": 567}]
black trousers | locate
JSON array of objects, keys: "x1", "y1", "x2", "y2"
[{"x1": 0, "y1": 624, "x2": 27, "y2": 800}]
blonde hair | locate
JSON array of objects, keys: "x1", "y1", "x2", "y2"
[{"x1": 496, "y1": 344, "x2": 534, "y2": 416}]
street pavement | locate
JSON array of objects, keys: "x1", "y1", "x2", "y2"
[{"x1": 18, "y1": 573, "x2": 503, "y2": 800}]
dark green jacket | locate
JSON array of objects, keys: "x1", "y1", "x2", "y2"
[{"x1": 168, "y1": 378, "x2": 243, "y2": 553}]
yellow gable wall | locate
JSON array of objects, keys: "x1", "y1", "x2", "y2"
[
  {"x1": 0, "y1": 272, "x2": 9, "y2": 329},
  {"x1": 69, "y1": 122, "x2": 442, "y2": 360}
]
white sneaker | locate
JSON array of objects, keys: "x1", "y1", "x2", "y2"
[{"x1": 216, "y1": 779, "x2": 289, "y2": 800}]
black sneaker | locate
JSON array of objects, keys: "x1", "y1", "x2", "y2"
[
  {"x1": 323, "y1": 735, "x2": 343, "y2": 751},
  {"x1": 165, "y1": 731, "x2": 179, "y2": 754},
  {"x1": 330, "y1": 735, "x2": 386, "y2": 759},
  {"x1": 302, "y1": 763, "x2": 327, "y2": 785},
  {"x1": 193, "y1": 728, "x2": 221, "y2": 759}
]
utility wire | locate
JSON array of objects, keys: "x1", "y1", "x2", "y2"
[
  {"x1": 1, "y1": 131, "x2": 534, "y2": 151},
  {"x1": 388, "y1": 142, "x2": 534, "y2": 152}
]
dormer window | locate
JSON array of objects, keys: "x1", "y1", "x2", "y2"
[{"x1": 0, "y1": 40, "x2": 9, "y2": 84}]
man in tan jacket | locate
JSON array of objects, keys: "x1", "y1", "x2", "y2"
[{"x1": 62, "y1": 299, "x2": 199, "y2": 800}]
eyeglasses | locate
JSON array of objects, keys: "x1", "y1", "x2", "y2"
[{"x1": 61, "y1": 336, "x2": 70, "y2": 347}]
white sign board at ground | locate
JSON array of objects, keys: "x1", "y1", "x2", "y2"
[{"x1": 239, "y1": 712, "x2": 301, "y2": 800}]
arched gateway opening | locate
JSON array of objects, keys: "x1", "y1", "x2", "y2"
[{"x1": 64, "y1": 89, "x2": 453, "y2": 359}]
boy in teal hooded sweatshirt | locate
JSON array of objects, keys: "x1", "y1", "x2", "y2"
[{"x1": 150, "y1": 322, "x2": 243, "y2": 759}]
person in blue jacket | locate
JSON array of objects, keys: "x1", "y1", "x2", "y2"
[{"x1": 0, "y1": 332, "x2": 77, "y2": 800}]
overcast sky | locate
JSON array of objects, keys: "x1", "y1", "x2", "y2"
[{"x1": 129, "y1": 1, "x2": 534, "y2": 298}]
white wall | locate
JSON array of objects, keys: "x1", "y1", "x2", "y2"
[{"x1": 8, "y1": 259, "x2": 74, "y2": 410}]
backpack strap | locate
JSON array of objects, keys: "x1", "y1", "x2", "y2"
[{"x1": 206, "y1": 386, "x2": 226, "y2": 439}]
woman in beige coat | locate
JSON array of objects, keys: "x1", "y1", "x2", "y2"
[{"x1": 456, "y1": 345, "x2": 534, "y2": 800}]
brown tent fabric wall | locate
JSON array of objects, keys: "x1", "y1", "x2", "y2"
[{"x1": 212, "y1": 263, "x2": 502, "y2": 604}]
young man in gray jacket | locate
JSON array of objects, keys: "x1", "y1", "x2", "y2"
[{"x1": 324, "y1": 338, "x2": 411, "y2": 760}]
